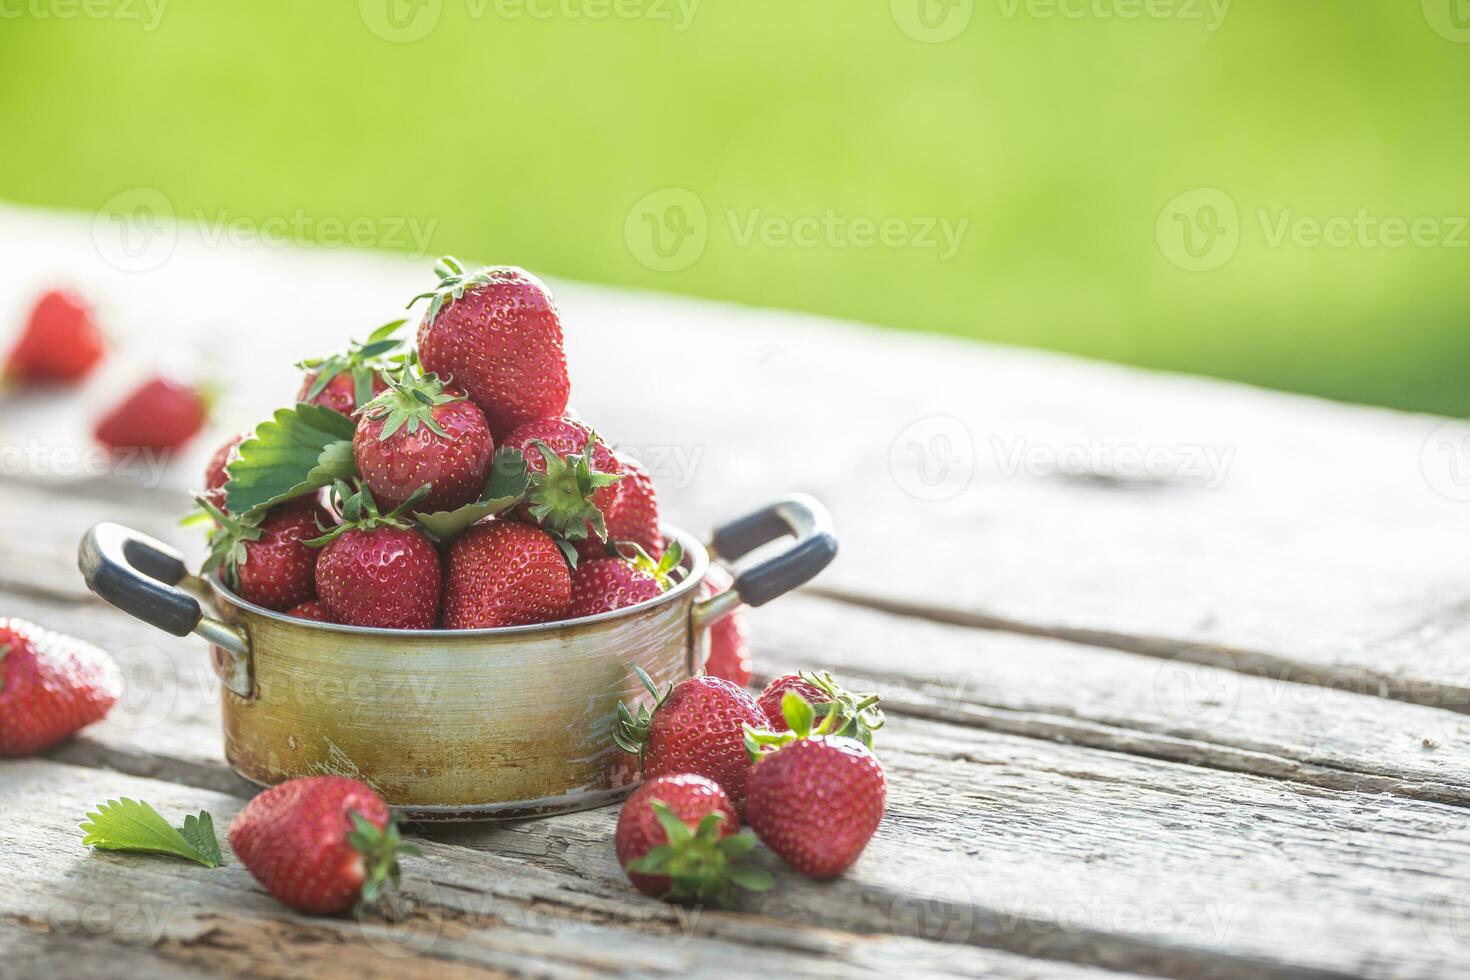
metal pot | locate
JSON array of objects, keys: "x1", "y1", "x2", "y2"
[{"x1": 78, "y1": 496, "x2": 835, "y2": 820}]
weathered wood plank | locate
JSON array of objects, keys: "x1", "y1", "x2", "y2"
[
  {"x1": 1, "y1": 760, "x2": 1126, "y2": 980},
  {"x1": 13, "y1": 580, "x2": 1470, "y2": 976},
  {"x1": 0, "y1": 478, "x2": 194, "y2": 602},
  {"x1": 13, "y1": 578, "x2": 1470, "y2": 814},
  {"x1": 750, "y1": 595, "x2": 1470, "y2": 805}
]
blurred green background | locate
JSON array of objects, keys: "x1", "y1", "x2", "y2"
[{"x1": 2, "y1": 1, "x2": 1467, "y2": 413}]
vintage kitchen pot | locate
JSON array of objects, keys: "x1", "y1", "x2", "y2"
[{"x1": 78, "y1": 496, "x2": 835, "y2": 820}]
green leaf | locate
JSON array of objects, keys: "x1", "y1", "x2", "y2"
[
  {"x1": 725, "y1": 864, "x2": 775, "y2": 892},
  {"x1": 179, "y1": 811, "x2": 223, "y2": 868},
  {"x1": 80, "y1": 799, "x2": 221, "y2": 868},
  {"x1": 781, "y1": 690, "x2": 816, "y2": 739},
  {"x1": 223, "y1": 404, "x2": 359, "y2": 515},
  {"x1": 413, "y1": 447, "x2": 528, "y2": 541},
  {"x1": 651, "y1": 801, "x2": 695, "y2": 846}
]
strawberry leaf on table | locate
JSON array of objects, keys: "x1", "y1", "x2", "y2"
[
  {"x1": 224, "y1": 404, "x2": 358, "y2": 515},
  {"x1": 413, "y1": 447, "x2": 528, "y2": 542},
  {"x1": 179, "y1": 811, "x2": 224, "y2": 868},
  {"x1": 80, "y1": 798, "x2": 223, "y2": 868}
]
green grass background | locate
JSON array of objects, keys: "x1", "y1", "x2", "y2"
[{"x1": 2, "y1": 1, "x2": 1467, "y2": 413}]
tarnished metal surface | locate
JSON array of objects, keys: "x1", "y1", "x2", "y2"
[{"x1": 207, "y1": 528, "x2": 711, "y2": 817}]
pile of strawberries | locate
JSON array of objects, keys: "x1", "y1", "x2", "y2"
[
  {"x1": 3, "y1": 288, "x2": 212, "y2": 452},
  {"x1": 611, "y1": 668, "x2": 888, "y2": 903},
  {"x1": 194, "y1": 257, "x2": 751, "y2": 684}
]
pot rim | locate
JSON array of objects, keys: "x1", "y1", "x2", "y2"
[{"x1": 206, "y1": 523, "x2": 710, "y2": 638}]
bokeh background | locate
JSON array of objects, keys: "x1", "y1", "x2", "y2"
[{"x1": 2, "y1": 1, "x2": 1467, "y2": 413}]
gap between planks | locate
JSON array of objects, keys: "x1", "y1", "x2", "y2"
[{"x1": 805, "y1": 585, "x2": 1470, "y2": 717}]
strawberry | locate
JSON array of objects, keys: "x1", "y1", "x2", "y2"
[
  {"x1": 567, "y1": 541, "x2": 682, "y2": 618},
  {"x1": 757, "y1": 672, "x2": 884, "y2": 750},
  {"x1": 228, "y1": 775, "x2": 417, "y2": 916},
  {"x1": 614, "y1": 670, "x2": 766, "y2": 809},
  {"x1": 295, "y1": 320, "x2": 406, "y2": 416},
  {"x1": 615, "y1": 774, "x2": 771, "y2": 906},
  {"x1": 411, "y1": 258, "x2": 570, "y2": 440},
  {"x1": 0, "y1": 619, "x2": 120, "y2": 757},
  {"x1": 502, "y1": 416, "x2": 622, "y2": 543},
  {"x1": 604, "y1": 453, "x2": 663, "y2": 558},
  {"x1": 743, "y1": 693, "x2": 886, "y2": 879},
  {"x1": 3, "y1": 289, "x2": 105, "y2": 385},
  {"x1": 198, "y1": 499, "x2": 324, "y2": 612},
  {"x1": 699, "y1": 564, "x2": 751, "y2": 688},
  {"x1": 201, "y1": 432, "x2": 250, "y2": 514},
  {"x1": 441, "y1": 520, "x2": 572, "y2": 628},
  {"x1": 95, "y1": 376, "x2": 208, "y2": 453},
  {"x1": 287, "y1": 600, "x2": 335, "y2": 622},
  {"x1": 353, "y1": 371, "x2": 494, "y2": 514},
  {"x1": 311, "y1": 485, "x2": 442, "y2": 629}
]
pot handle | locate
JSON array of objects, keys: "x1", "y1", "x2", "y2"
[
  {"x1": 78, "y1": 523, "x2": 254, "y2": 697},
  {"x1": 692, "y1": 494, "x2": 837, "y2": 640}
]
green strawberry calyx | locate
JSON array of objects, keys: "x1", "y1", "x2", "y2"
[
  {"x1": 195, "y1": 495, "x2": 266, "y2": 592},
  {"x1": 791, "y1": 671, "x2": 885, "y2": 750},
  {"x1": 523, "y1": 436, "x2": 622, "y2": 543},
  {"x1": 611, "y1": 665, "x2": 674, "y2": 769},
  {"x1": 296, "y1": 320, "x2": 409, "y2": 411},
  {"x1": 625, "y1": 801, "x2": 773, "y2": 907},
  {"x1": 358, "y1": 370, "x2": 465, "y2": 441},
  {"x1": 406, "y1": 255, "x2": 508, "y2": 326},
  {"x1": 744, "y1": 691, "x2": 840, "y2": 761},
  {"x1": 347, "y1": 810, "x2": 422, "y2": 917},
  {"x1": 306, "y1": 481, "x2": 430, "y2": 548},
  {"x1": 624, "y1": 539, "x2": 685, "y2": 592}
]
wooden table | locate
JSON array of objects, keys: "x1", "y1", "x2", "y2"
[{"x1": 4, "y1": 203, "x2": 1470, "y2": 978}]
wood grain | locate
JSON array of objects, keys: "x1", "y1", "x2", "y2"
[{"x1": 2, "y1": 760, "x2": 1130, "y2": 980}]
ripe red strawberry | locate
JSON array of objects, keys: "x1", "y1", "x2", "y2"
[
  {"x1": 295, "y1": 320, "x2": 405, "y2": 415},
  {"x1": 700, "y1": 564, "x2": 751, "y2": 688},
  {"x1": 228, "y1": 776, "x2": 417, "y2": 916},
  {"x1": 614, "y1": 671, "x2": 766, "y2": 809},
  {"x1": 201, "y1": 432, "x2": 250, "y2": 514},
  {"x1": 615, "y1": 774, "x2": 771, "y2": 905},
  {"x1": 0, "y1": 619, "x2": 120, "y2": 757},
  {"x1": 568, "y1": 541, "x2": 682, "y2": 618},
  {"x1": 353, "y1": 372, "x2": 494, "y2": 514},
  {"x1": 199, "y1": 499, "x2": 324, "y2": 612},
  {"x1": 757, "y1": 672, "x2": 885, "y2": 750},
  {"x1": 3, "y1": 289, "x2": 105, "y2": 384},
  {"x1": 502, "y1": 416, "x2": 622, "y2": 543},
  {"x1": 441, "y1": 521, "x2": 571, "y2": 628},
  {"x1": 287, "y1": 600, "x2": 335, "y2": 622},
  {"x1": 411, "y1": 258, "x2": 569, "y2": 439},
  {"x1": 604, "y1": 453, "x2": 663, "y2": 558},
  {"x1": 744, "y1": 693, "x2": 886, "y2": 879},
  {"x1": 312, "y1": 485, "x2": 442, "y2": 629},
  {"x1": 95, "y1": 376, "x2": 208, "y2": 453}
]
